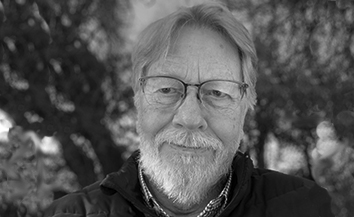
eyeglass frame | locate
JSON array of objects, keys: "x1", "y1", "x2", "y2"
[{"x1": 138, "y1": 75, "x2": 249, "y2": 107}]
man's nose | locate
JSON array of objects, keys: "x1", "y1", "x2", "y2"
[{"x1": 172, "y1": 89, "x2": 208, "y2": 131}]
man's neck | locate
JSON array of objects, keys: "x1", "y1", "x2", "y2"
[{"x1": 145, "y1": 176, "x2": 227, "y2": 217}]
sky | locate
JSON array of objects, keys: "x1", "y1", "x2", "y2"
[{"x1": 0, "y1": 109, "x2": 13, "y2": 135}]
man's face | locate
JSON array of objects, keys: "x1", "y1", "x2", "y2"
[{"x1": 136, "y1": 26, "x2": 248, "y2": 206}]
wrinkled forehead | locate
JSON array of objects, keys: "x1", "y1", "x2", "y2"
[
  {"x1": 148, "y1": 55, "x2": 238, "y2": 81},
  {"x1": 149, "y1": 57, "x2": 188, "y2": 75},
  {"x1": 149, "y1": 26, "x2": 241, "y2": 78}
]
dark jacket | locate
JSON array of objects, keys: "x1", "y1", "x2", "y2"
[{"x1": 44, "y1": 151, "x2": 334, "y2": 217}]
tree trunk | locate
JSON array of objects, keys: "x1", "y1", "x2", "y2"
[
  {"x1": 59, "y1": 135, "x2": 97, "y2": 187},
  {"x1": 255, "y1": 112, "x2": 271, "y2": 169}
]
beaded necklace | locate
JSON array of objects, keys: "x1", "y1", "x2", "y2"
[{"x1": 139, "y1": 166, "x2": 232, "y2": 217}]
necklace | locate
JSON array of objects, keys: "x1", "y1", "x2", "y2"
[{"x1": 139, "y1": 166, "x2": 232, "y2": 217}]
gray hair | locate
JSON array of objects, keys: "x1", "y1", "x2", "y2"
[{"x1": 131, "y1": 2, "x2": 258, "y2": 108}]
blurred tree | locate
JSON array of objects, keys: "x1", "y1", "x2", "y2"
[
  {"x1": 224, "y1": 0, "x2": 354, "y2": 176},
  {"x1": 0, "y1": 126, "x2": 79, "y2": 217},
  {"x1": 311, "y1": 121, "x2": 354, "y2": 217},
  {"x1": 224, "y1": 1, "x2": 354, "y2": 214},
  {"x1": 0, "y1": 0, "x2": 132, "y2": 188}
]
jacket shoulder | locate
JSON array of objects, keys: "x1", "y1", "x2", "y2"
[
  {"x1": 253, "y1": 168, "x2": 315, "y2": 196},
  {"x1": 251, "y1": 168, "x2": 334, "y2": 217},
  {"x1": 43, "y1": 181, "x2": 132, "y2": 217}
]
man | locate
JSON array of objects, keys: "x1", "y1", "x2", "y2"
[{"x1": 44, "y1": 2, "x2": 334, "y2": 217}]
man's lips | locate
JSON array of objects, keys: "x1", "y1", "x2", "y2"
[{"x1": 166, "y1": 142, "x2": 211, "y2": 153}]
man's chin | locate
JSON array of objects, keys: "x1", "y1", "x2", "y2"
[
  {"x1": 140, "y1": 147, "x2": 231, "y2": 207},
  {"x1": 154, "y1": 161, "x2": 216, "y2": 206}
]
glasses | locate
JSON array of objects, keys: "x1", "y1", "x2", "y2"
[{"x1": 139, "y1": 75, "x2": 248, "y2": 110}]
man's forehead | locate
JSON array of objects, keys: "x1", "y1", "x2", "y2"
[
  {"x1": 149, "y1": 55, "x2": 235, "y2": 78},
  {"x1": 159, "y1": 56, "x2": 188, "y2": 72}
]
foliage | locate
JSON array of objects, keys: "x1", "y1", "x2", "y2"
[
  {"x1": 224, "y1": 0, "x2": 354, "y2": 174},
  {"x1": 0, "y1": 0, "x2": 133, "y2": 190},
  {"x1": 311, "y1": 121, "x2": 354, "y2": 217},
  {"x1": 223, "y1": 0, "x2": 354, "y2": 215},
  {"x1": 0, "y1": 126, "x2": 79, "y2": 217}
]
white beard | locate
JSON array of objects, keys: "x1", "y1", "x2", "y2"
[{"x1": 138, "y1": 126, "x2": 239, "y2": 208}]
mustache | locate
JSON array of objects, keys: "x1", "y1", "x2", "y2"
[{"x1": 155, "y1": 128, "x2": 222, "y2": 150}]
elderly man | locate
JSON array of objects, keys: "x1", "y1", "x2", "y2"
[{"x1": 44, "y1": 2, "x2": 334, "y2": 217}]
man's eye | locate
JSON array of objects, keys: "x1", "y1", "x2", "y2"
[
  {"x1": 157, "y1": 87, "x2": 176, "y2": 94},
  {"x1": 208, "y1": 89, "x2": 228, "y2": 98}
]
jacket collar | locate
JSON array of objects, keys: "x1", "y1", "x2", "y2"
[
  {"x1": 220, "y1": 152, "x2": 254, "y2": 216},
  {"x1": 99, "y1": 150, "x2": 254, "y2": 215}
]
